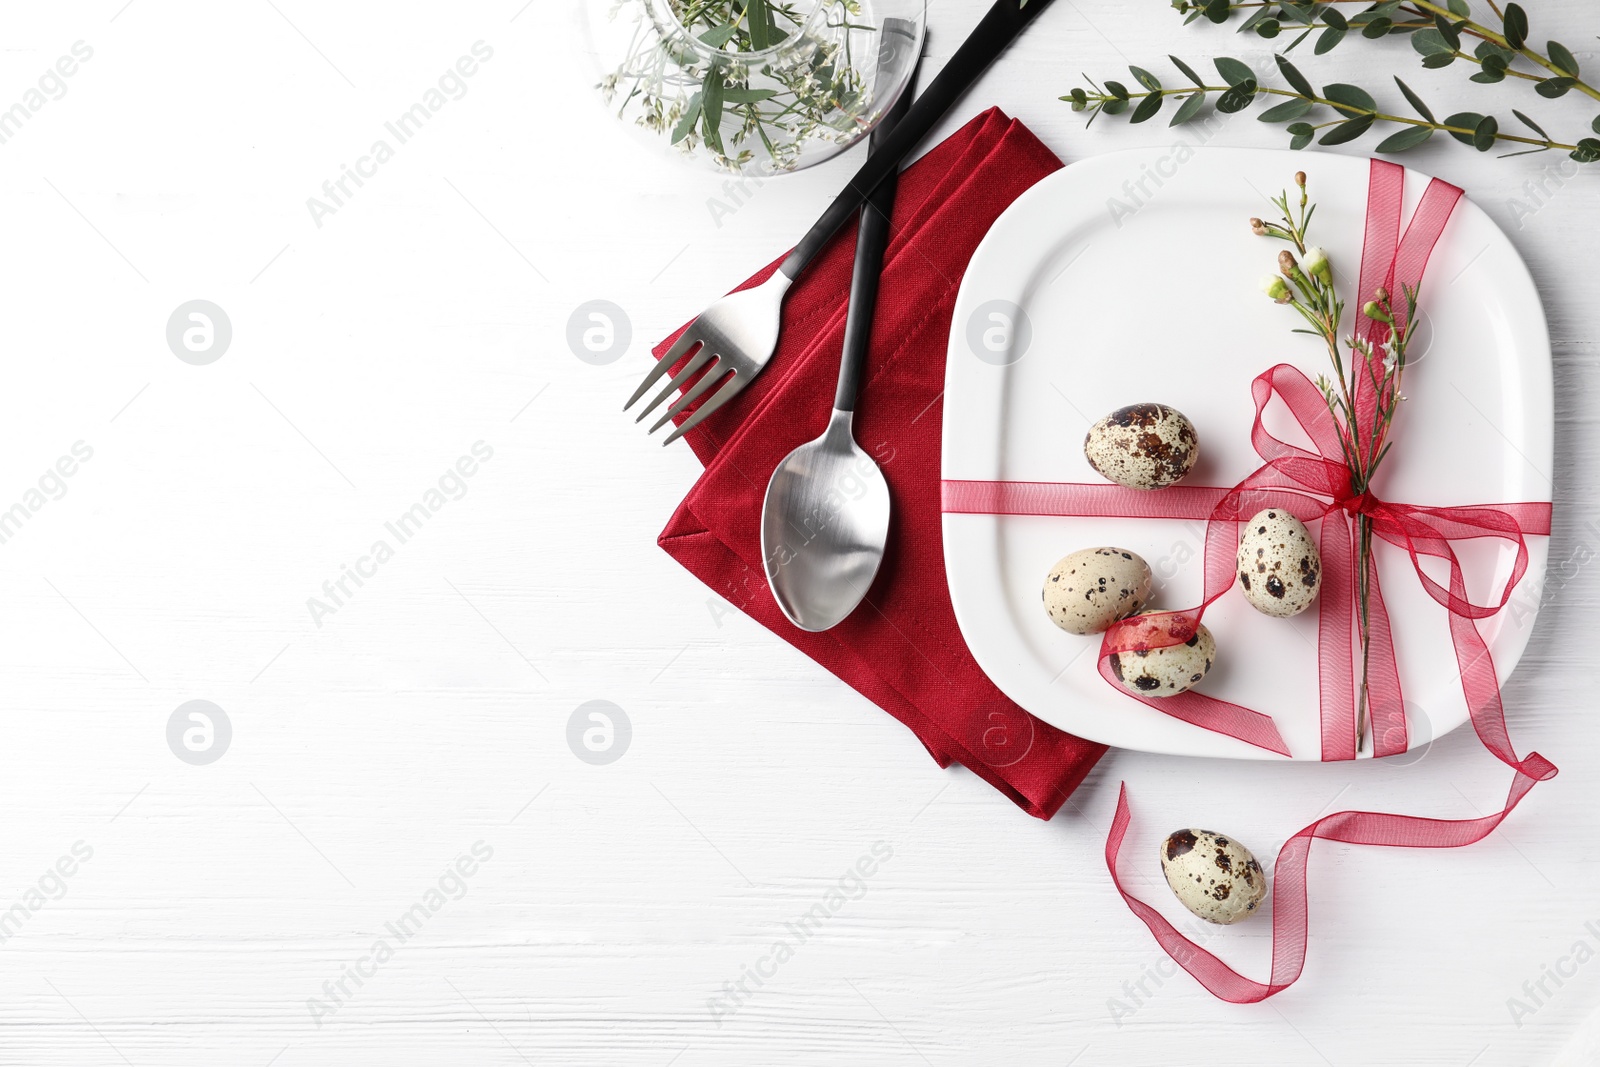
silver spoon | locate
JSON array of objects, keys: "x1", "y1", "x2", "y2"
[{"x1": 759, "y1": 44, "x2": 916, "y2": 633}]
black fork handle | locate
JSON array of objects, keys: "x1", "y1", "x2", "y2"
[
  {"x1": 778, "y1": 0, "x2": 1057, "y2": 282},
  {"x1": 833, "y1": 68, "x2": 916, "y2": 412}
]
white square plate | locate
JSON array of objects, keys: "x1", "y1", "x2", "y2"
[{"x1": 940, "y1": 147, "x2": 1552, "y2": 760}]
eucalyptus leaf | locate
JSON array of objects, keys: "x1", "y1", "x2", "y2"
[
  {"x1": 1362, "y1": 17, "x2": 1393, "y2": 39},
  {"x1": 1572, "y1": 137, "x2": 1600, "y2": 163},
  {"x1": 1549, "y1": 41, "x2": 1580, "y2": 78},
  {"x1": 1279, "y1": 3, "x2": 1316, "y2": 21},
  {"x1": 1170, "y1": 54, "x2": 1207, "y2": 89},
  {"x1": 1323, "y1": 82, "x2": 1377, "y2": 117},
  {"x1": 1315, "y1": 25, "x2": 1347, "y2": 54},
  {"x1": 1204, "y1": 0, "x2": 1230, "y2": 24},
  {"x1": 1410, "y1": 28, "x2": 1452, "y2": 56},
  {"x1": 1170, "y1": 90, "x2": 1208, "y2": 126},
  {"x1": 1217, "y1": 79, "x2": 1258, "y2": 112},
  {"x1": 1319, "y1": 113, "x2": 1376, "y2": 145},
  {"x1": 1214, "y1": 56, "x2": 1255, "y2": 86},
  {"x1": 1447, "y1": 0, "x2": 1470, "y2": 15},
  {"x1": 1375, "y1": 125, "x2": 1434, "y2": 152},
  {"x1": 1473, "y1": 114, "x2": 1499, "y2": 151},
  {"x1": 1257, "y1": 19, "x2": 1282, "y2": 39},
  {"x1": 1130, "y1": 92, "x2": 1165, "y2": 123},
  {"x1": 1131, "y1": 65, "x2": 1162, "y2": 92},
  {"x1": 1593, "y1": 115, "x2": 1600, "y2": 135},
  {"x1": 1443, "y1": 111, "x2": 1485, "y2": 144},
  {"x1": 1469, "y1": 63, "x2": 1504, "y2": 82},
  {"x1": 1102, "y1": 97, "x2": 1129, "y2": 115},
  {"x1": 1502, "y1": 3, "x2": 1527, "y2": 51},
  {"x1": 1288, "y1": 121, "x2": 1315, "y2": 150},
  {"x1": 1276, "y1": 54, "x2": 1316, "y2": 98},
  {"x1": 1512, "y1": 109, "x2": 1548, "y2": 137},
  {"x1": 1424, "y1": 53, "x2": 1457, "y2": 69},
  {"x1": 1433, "y1": 14, "x2": 1461, "y2": 51},
  {"x1": 1321, "y1": 8, "x2": 1348, "y2": 30},
  {"x1": 1238, "y1": 7, "x2": 1271, "y2": 33},
  {"x1": 1259, "y1": 98, "x2": 1315, "y2": 122},
  {"x1": 1105, "y1": 79, "x2": 1130, "y2": 100},
  {"x1": 1395, "y1": 76, "x2": 1435, "y2": 123},
  {"x1": 1536, "y1": 77, "x2": 1574, "y2": 99}
]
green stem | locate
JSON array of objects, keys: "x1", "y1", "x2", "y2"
[
  {"x1": 1211, "y1": 0, "x2": 1600, "y2": 103},
  {"x1": 1071, "y1": 83, "x2": 1583, "y2": 152}
]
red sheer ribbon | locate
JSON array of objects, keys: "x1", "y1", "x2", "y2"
[{"x1": 940, "y1": 159, "x2": 1557, "y2": 1000}]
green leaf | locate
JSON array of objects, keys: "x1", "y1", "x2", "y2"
[
  {"x1": 1321, "y1": 8, "x2": 1348, "y2": 30},
  {"x1": 1571, "y1": 137, "x2": 1600, "y2": 163},
  {"x1": 1315, "y1": 25, "x2": 1347, "y2": 54},
  {"x1": 1105, "y1": 79, "x2": 1130, "y2": 100},
  {"x1": 1423, "y1": 53, "x2": 1457, "y2": 69},
  {"x1": 1170, "y1": 54, "x2": 1207, "y2": 89},
  {"x1": 1170, "y1": 90, "x2": 1208, "y2": 126},
  {"x1": 1433, "y1": 14, "x2": 1461, "y2": 51},
  {"x1": 1319, "y1": 113, "x2": 1376, "y2": 145},
  {"x1": 1288, "y1": 121, "x2": 1315, "y2": 150},
  {"x1": 1473, "y1": 114, "x2": 1499, "y2": 151},
  {"x1": 1323, "y1": 83, "x2": 1377, "y2": 117},
  {"x1": 1130, "y1": 65, "x2": 1162, "y2": 92},
  {"x1": 1204, "y1": 0, "x2": 1230, "y2": 24},
  {"x1": 1217, "y1": 79, "x2": 1258, "y2": 112},
  {"x1": 721, "y1": 87, "x2": 778, "y2": 103},
  {"x1": 1102, "y1": 97, "x2": 1129, "y2": 115},
  {"x1": 1536, "y1": 77, "x2": 1575, "y2": 99},
  {"x1": 1257, "y1": 18, "x2": 1282, "y2": 38},
  {"x1": 1549, "y1": 41, "x2": 1580, "y2": 78},
  {"x1": 1469, "y1": 64, "x2": 1504, "y2": 82},
  {"x1": 1394, "y1": 77, "x2": 1435, "y2": 123},
  {"x1": 1238, "y1": 7, "x2": 1271, "y2": 33},
  {"x1": 1276, "y1": 54, "x2": 1316, "y2": 98},
  {"x1": 1447, "y1": 0, "x2": 1470, "y2": 15},
  {"x1": 671, "y1": 92, "x2": 703, "y2": 144},
  {"x1": 698, "y1": 24, "x2": 738, "y2": 48},
  {"x1": 701, "y1": 72, "x2": 725, "y2": 153},
  {"x1": 1259, "y1": 97, "x2": 1314, "y2": 122},
  {"x1": 746, "y1": 0, "x2": 771, "y2": 50},
  {"x1": 1362, "y1": 17, "x2": 1393, "y2": 38},
  {"x1": 1375, "y1": 125, "x2": 1434, "y2": 152},
  {"x1": 1130, "y1": 92, "x2": 1165, "y2": 123},
  {"x1": 1411, "y1": 28, "x2": 1452, "y2": 55},
  {"x1": 1279, "y1": 3, "x2": 1316, "y2": 21},
  {"x1": 1443, "y1": 111, "x2": 1485, "y2": 144},
  {"x1": 1502, "y1": 3, "x2": 1527, "y2": 50},
  {"x1": 1513, "y1": 109, "x2": 1548, "y2": 137},
  {"x1": 1214, "y1": 56, "x2": 1255, "y2": 85}
]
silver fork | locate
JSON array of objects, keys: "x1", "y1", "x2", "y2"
[{"x1": 624, "y1": 0, "x2": 1057, "y2": 445}]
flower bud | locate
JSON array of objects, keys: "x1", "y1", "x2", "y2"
[
  {"x1": 1261, "y1": 274, "x2": 1292, "y2": 303},
  {"x1": 1373, "y1": 286, "x2": 1390, "y2": 304},
  {"x1": 1302, "y1": 246, "x2": 1332, "y2": 285},
  {"x1": 1278, "y1": 249, "x2": 1298, "y2": 277},
  {"x1": 1250, "y1": 217, "x2": 1267, "y2": 236},
  {"x1": 1362, "y1": 300, "x2": 1394, "y2": 324},
  {"x1": 1295, "y1": 171, "x2": 1307, "y2": 188}
]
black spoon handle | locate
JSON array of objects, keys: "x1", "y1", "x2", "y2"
[
  {"x1": 833, "y1": 73, "x2": 915, "y2": 412},
  {"x1": 778, "y1": 0, "x2": 1057, "y2": 282}
]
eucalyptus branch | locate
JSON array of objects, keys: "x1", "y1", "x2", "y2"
[
  {"x1": 1062, "y1": 53, "x2": 1600, "y2": 163},
  {"x1": 1175, "y1": 0, "x2": 1600, "y2": 108}
]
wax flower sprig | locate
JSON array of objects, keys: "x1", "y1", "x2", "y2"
[{"x1": 1256, "y1": 171, "x2": 1417, "y2": 752}]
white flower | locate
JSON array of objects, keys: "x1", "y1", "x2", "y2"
[
  {"x1": 1302, "y1": 246, "x2": 1333, "y2": 285},
  {"x1": 1260, "y1": 274, "x2": 1292, "y2": 303}
]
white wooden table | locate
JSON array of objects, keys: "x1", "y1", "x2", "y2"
[{"x1": 0, "y1": 1, "x2": 1595, "y2": 1063}]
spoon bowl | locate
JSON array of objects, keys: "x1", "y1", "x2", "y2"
[{"x1": 761, "y1": 410, "x2": 890, "y2": 631}]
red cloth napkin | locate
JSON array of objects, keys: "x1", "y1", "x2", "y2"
[{"x1": 654, "y1": 109, "x2": 1106, "y2": 819}]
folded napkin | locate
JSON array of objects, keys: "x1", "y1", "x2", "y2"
[{"x1": 655, "y1": 109, "x2": 1106, "y2": 819}]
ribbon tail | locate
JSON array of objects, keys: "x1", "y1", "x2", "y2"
[{"x1": 1317, "y1": 513, "x2": 1357, "y2": 761}]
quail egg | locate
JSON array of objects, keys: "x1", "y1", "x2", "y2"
[
  {"x1": 1108, "y1": 611, "x2": 1215, "y2": 697},
  {"x1": 1043, "y1": 547, "x2": 1153, "y2": 635},
  {"x1": 1236, "y1": 508, "x2": 1321, "y2": 618},
  {"x1": 1160, "y1": 828, "x2": 1267, "y2": 925},
  {"x1": 1084, "y1": 403, "x2": 1200, "y2": 490}
]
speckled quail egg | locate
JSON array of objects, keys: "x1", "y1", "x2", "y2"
[
  {"x1": 1160, "y1": 828, "x2": 1267, "y2": 925},
  {"x1": 1043, "y1": 548, "x2": 1153, "y2": 635},
  {"x1": 1236, "y1": 508, "x2": 1321, "y2": 618},
  {"x1": 1084, "y1": 403, "x2": 1200, "y2": 490},
  {"x1": 1108, "y1": 611, "x2": 1215, "y2": 697}
]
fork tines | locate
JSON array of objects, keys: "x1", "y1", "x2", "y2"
[{"x1": 623, "y1": 332, "x2": 742, "y2": 446}]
